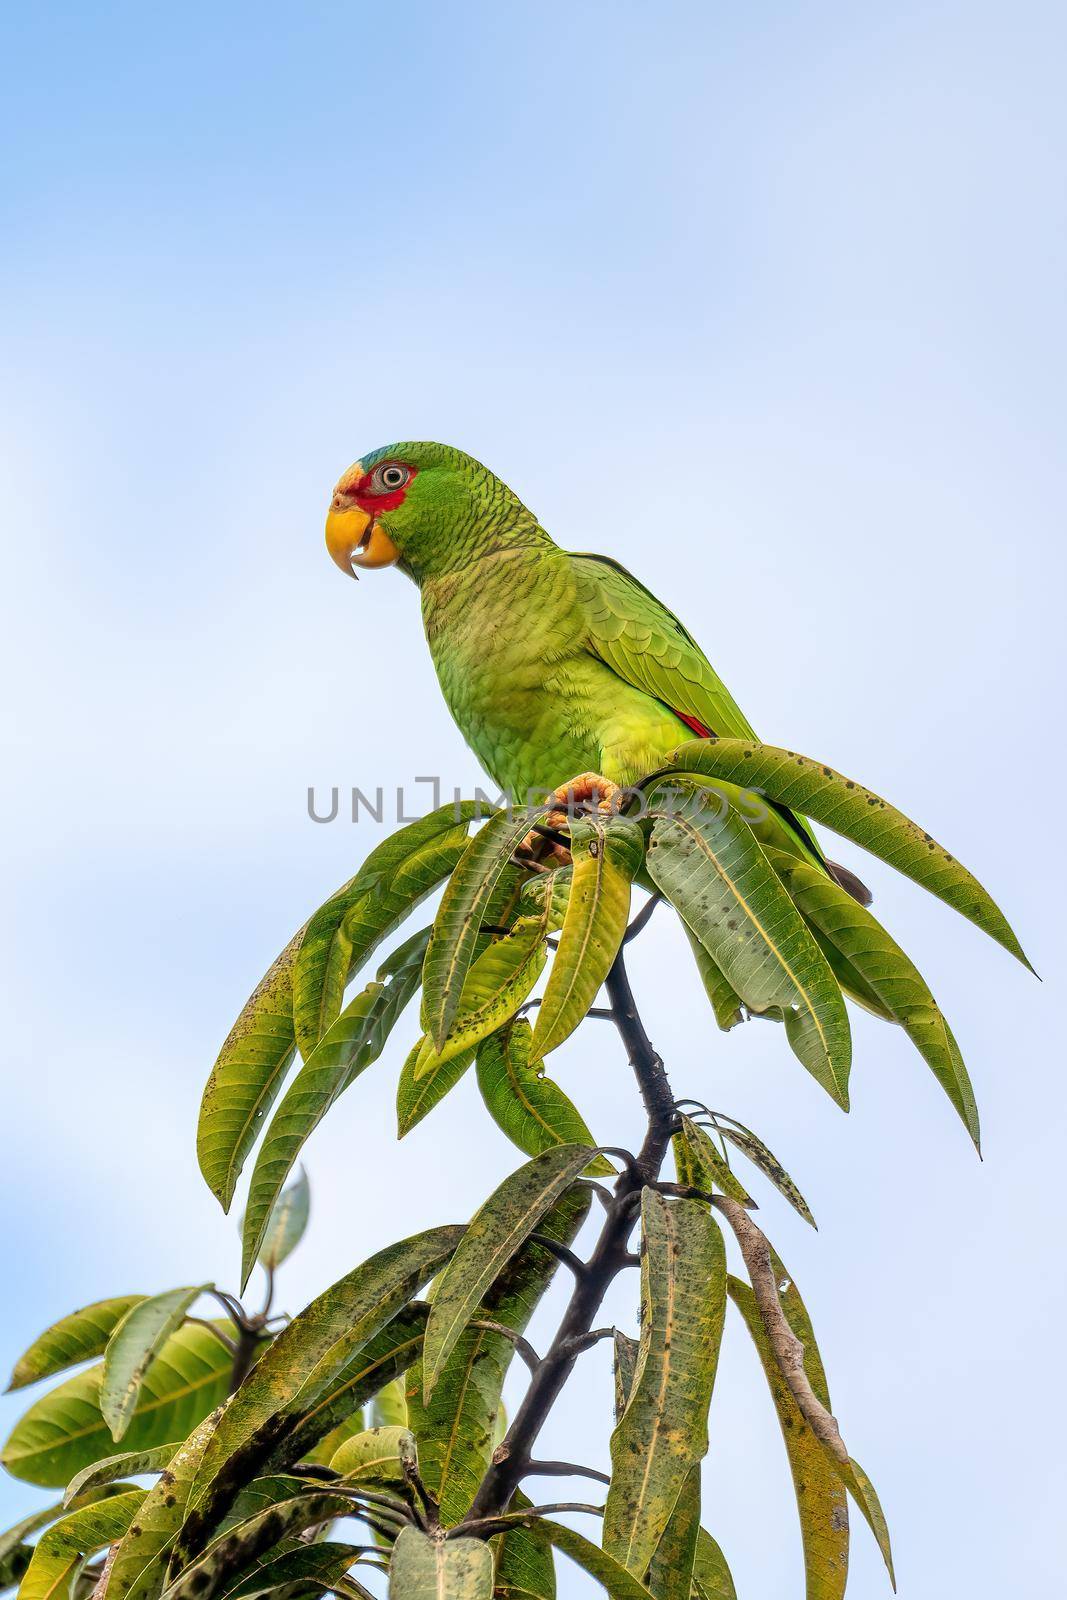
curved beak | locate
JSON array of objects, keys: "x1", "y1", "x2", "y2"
[{"x1": 325, "y1": 503, "x2": 400, "y2": 578}]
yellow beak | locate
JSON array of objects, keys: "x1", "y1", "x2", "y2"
[{"x1": 325, "y1": 504, "x2": 400, "y2": 578}]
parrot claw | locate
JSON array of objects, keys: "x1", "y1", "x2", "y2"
[{"x1": 516, "y1": 772, "x2": 621, "y2": 864}]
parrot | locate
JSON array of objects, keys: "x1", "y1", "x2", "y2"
[{"x1": 324, "y1": 439, "x2": 868, "y2": 901}]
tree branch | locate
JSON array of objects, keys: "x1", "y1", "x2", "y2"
[{"x1": 463, "y1": 944, "x2": 675, "y2": 1525}]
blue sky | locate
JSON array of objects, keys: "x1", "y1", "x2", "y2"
[{"x1": 2, "y1": 3, "x2": 1065, "y2": 1595}]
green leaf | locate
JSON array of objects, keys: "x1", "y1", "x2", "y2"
[
  {"x1": 295, "y1": 804, "x2": 484, "y2": 1058},
  {"x1": 217, "y1": 1541, "x2": 363, "y2": 1600},
  {"x1": 645, "y1": 797, "x2": 851, "y2": 1108},
  {"x1": 728, "y1": 1276, "x2": 849, "y2": 1599},
  {"x1": 663, "y1": 739, "x2": 1031, "y2": 968},
  {"x1": 422, "y1": 1147, "x2": 593, "y2": 1400},
  {"x1": 414, "y1": 919, "x2": 548, "y2": 1078},
  {"x1": 182, "y1": 1230, "x2": 462, "y2": 1549},
  {"x1": 711, "y1": 1117, "x2": 816, "y2": 1228},
  {"x1": 370, "y1": 1379, "x2": 408, "y2": 1430},
  {"x1": 612, "y1": 1331, "x2": 639, "y2": 1424},
  {"x1": 396, "y1": 1042, "x2": 477, "y2": 1139},
  {"x1": 647, "y1": 1466, "x2": 700, "y2": 1600},
  {"x1": 672, "y1": 1115, "x2": 754, "y2": 1209},
  {"x1": 387, "y1": 1526, "x2": 493, "y2": 1599},
  {"x1": 771, "y1": 852, "x2": 980, "y2": 1147},
  {"x1": 255, "y1": 1167, "x2": 311, "y2": 1274},
  {"x1": 329, "y1": 1425, "x2": 414, "y2": 1481},
  {"x1": 746, "y1": 1251, "x2": 895, "y2": 1588},
  {"x1": 682, "y1": 927, "x2": 743, "y2": 1032},
  {"x1": 2, "y1": 1323, "x2": 233, "y2": 1489},
  {"x1": 279, "y1": 1307, "x2": 428, "y2": 1470},
  {"x1": 197, "y1": 928, "x2": 304, "y2": 1211},
  {"x1": 104, "y1": 1409, "x2": 223, "y2": 1600},
  {"x1": 603, "y1": 1193, "x2": 726, "y2": 1577},
  {"x1": 519, "y1": 867, "x2": 573, "y2": 934},
  {"x1": 64, "y1": 1444, "x2": 182, "y2": 1506},
  {"x1": 493, "y1": 1493, "x2": 555, "y2": 1600},
  {"x1": 406, "y1": 1189, "x2": 590, "y2": 1524},
  {"x1": 475, "y1": 1021, "x2": 614, "y2": 1177},
  {"x1": 101, "y1": 1288, "x2": 211, "y2": 1443},
  {"x1": 0, "y1": 1488, "x2": 134, "y2": 1565},
  {"x1": 17, "y1": 1490, "x2": 145, "y2": 1600},
  {"x1": 541, "y1": 1522, "x2": 656, "y2": 1600},
  {"x1": 7, "y1": 1299, "x2": 147, "y2": 1393},
  {"x1": 691, "y1": 1529, "x2": 737, "y2": 1600},
  {"x1": 530, "y1": 815, "x2": 643, "y2": 1059},
  {"x1": 422, "y1": 804, "x2": 553, "y2": 1050},
  {"x1": 0, "y1": 1546, "x2": 30, "y2": 1594},
  {"x1": 241, "y1": 956, "x2": 420, "y2": 1286},
  {"x1": 162, "y1": 1485, "x2": 354, "y2": 1600}
]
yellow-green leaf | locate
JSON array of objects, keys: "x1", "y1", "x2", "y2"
[
  {"x1": 17, "y1": 1490, "x2": 145, "y2": 1600},
  {"x1": 647, "y1": 1466, "x2": 700, "y2": 1600},
  {"x1": 691, "y1": 1528, "x2": 737, "y2": 1600},
  {"x1": 101, "y1": 1288, "x2": 211, "y2": 1443},
  {"x1": 475, "y1": 1021, "x2": 613, "y2": 1177},
  {"x1": 414, "y1": 920, "x2": 547, "y2": 1079},
  {"x1": 2, "y1": 1324, "x2": 233, "y2": 1489},
  {"x1": 603, "y1": 1193, "x2": 726, "y2": 1577},
  {"x1": 682, "y1": 927, "x2": 743, "y2": 1032},
  {"x1": 541, "y1": 1522, "x2": 656, "y2": 1600},
  {"x1": 388, "y1": 1526, "x2": 493, "y2": 1599},
  {"x1": 662, "y1": 739, "x2": 1030, "y2": 968},
  {"x1": 423, "y1": 1147, "x2": 593, "y2": 1401},
  {"x1": 530, "y1": 815, "x2": 643, "y2": 1059},
  {"x1": 330, "y1": 1425, "x2": 414, "y2": 1481},
  {"x1": 672, "y1": 1115, "x2": 754, "y2": 1209},
  {"x1": 712, "y1": 1117, "x2": 816, "y2": 1228},
  {"x1": 163, "y1": 1484, "x2": 353, "y2": 1600},
  {"x1": 64, "y1": 1444, "x2": 182, "y2": 1507},
  {"x1": 7, "y1": 1299, "x2": 147, "y2": 1394},
  {"x1": 104, "y1": 1409, "x2": 222, "y2": 1600}
]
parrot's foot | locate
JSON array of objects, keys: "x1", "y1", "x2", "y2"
[{"x1": 515, "y1": 772, "x2": 621, "y2": 867}]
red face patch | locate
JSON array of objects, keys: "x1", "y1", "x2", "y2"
[{"x1": 349, "y1": 461, "x2": 418, "y2": 516}]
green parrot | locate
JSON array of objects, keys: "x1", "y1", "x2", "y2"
[{"x1": 325, "y1": 439, "x2": 867, "y2": 900}]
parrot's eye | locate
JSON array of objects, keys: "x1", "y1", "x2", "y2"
[{"x1": 370, "y1": 462, "x2": 410, "y2": 493}]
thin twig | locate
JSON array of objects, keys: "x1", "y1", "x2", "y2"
[
  {"x1": 528, "y1": 1235, "x2": 587, "y2": 1278},
  {"x1": 449, "y1": 1503, "x2": 604, "y2": 1539},
  {"x1": 184, "y1": 1317, "x2": 238, "y2": 1355},
  {"x1": 624, "y1": 892, "x2": 663, "y2": 943},
  {"x1": 712, "y1": 1195, "x2": 848, "y2": 1463},
  {"x1": 468, "y1": 1320, "x2": 542, "y2": 1372},
  {"x1": 524, "y1": 1460, "x2": 611, "y2": 1485},
  {"x1": 558, "y1": 1326, "x2": 616, "y2": 1359}
]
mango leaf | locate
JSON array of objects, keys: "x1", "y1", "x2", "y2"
[
  {"x1": 682, "y1": 928, "x2": 743, "y2": 1032},
  {"x1": 17, "y1": 1490, "x2": 145, "y2": 1600},
  {"x1": 7, "y1": 1299, "x2": 147, "y2": 1393},
  {"x1": 162, "y1": 1485, "x2": 354, "y2": 1600},
  {"x1": 475, "y1": 1021, "x2": 614, "y2": 1177},
  {"x1": 2, "y1": 1323, "x2": 233, "y2": 1488},
  {"x1": 330, "y1": 1425, "x2": 414, "y2": 1481},
  {"x1": 491, "y1": 1491, "x2": 555, "y2": 1600},
  {"x1": 519, "y1": 867, "x2": 573, "y2": 934},
  {"x1": 413, "y1": 919, "x2": 547, "y2": 1078},
  {"x1": 104, "y1": 1409, "x2": 223, "y2": 1600},
  {"x1": 603, "y1": 1193, "x2": 726, "y2": 1577},
  {"x1": 771, "y1": 852, "x2": 980, "y2": 1147},
  {"x1": 295, "y1": 803, "x2": 484, "y2": 1058},
  {"x1": 0, "y1": 1488, "x2": 135, "y2": 1564},
  {"x1": 728, "y1": 1276, "x2": 849, "y2": 1598},
  {"x1": 422, "y1": 1146, "x2": 593, "y2": 1400},
  {"x1": 672, "y1": 1115, "x2": 754, "y2": 1208},
  {"x1": 371, "y1": 1379, "x2": 408, "y2": 1430},
  {"x1": 646, "y1": 797, "x2": 851, "y2": 1108},
  {"x1": 197, "y1": 928, "x2": 304, "y2": 1211},
  {"x1": 217, "y1": 1541, "x2": 363, "y2": 1600},
  {"x1": 388, "y1": 1526, "x2": 493, "y2": 1599},
  {"x1": 612, "y1": 1331, "x2": 639, "y2": 1424},
  {"x1": 422, "y1": 803, "x2": 554, "y2": 1050},
  {"x1": 396, "y1": 1043, "x2": 477, "y2": 1138},
  {"x1": 691, "y1": 1529, "x2": 737, "y2": 1600},
  {"x1": 406, "y1": 1189, "x2": 590, "y2": 1524},
  {"x1": 64, "y1": 1444, "x2": 182, "y2": 1506},
  {"x1": 754, "y1": 1250, "x2": 895, "y2": 1587},
  {"x1": 182, "y1": 1230, "x2": 462, "y2": 1549},
  {"x1": 376, "y1": 925, "x2": 433, "y2": 982},
  {"x1": 647, "y1": 1466, "x2": 700, "y2": 1600},
  {"x1": 279, "y1": 1307, "x2": 428, "y2": 1470},
  {"x1": 101, "y1": 1287, "x2": 211, "y2": 1442},
  {"x1": 663, "y1": 739, "x2": 1030, "y2": 967},
  {"x1": 256, "y1": 1167, "x2": 311, "y2": 1274},
  {"x1": 711, "y1": 1117, "x2": 815, "y2": 1228},
  {"x1": 541, "y1": 1523, "x2": 655, "y2": 1600},
  {"x1": 240, "y1": 953, "x2": 421, "y2": 1286},
  {"x1": 530, "y1": 816, "x2": 643, "y2": 1059}
]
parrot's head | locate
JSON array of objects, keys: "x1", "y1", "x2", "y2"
[{"x1": 325, "y1": 441, "x2": 548, "y2": 584}]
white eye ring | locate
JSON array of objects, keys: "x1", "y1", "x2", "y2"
[{"x1": 375, "y1": 463, "x2": 409, "y2": 491}]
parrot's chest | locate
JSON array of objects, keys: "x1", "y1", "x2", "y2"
[{"x1": 420, "y1": 555, "x2": 601, "y2": 796}]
